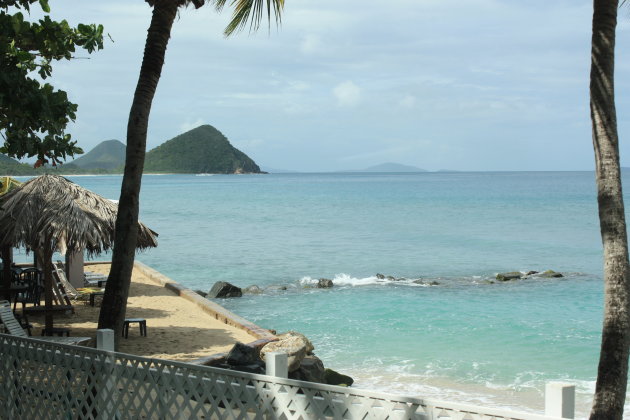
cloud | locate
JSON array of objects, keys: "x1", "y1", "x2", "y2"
[
  {"x1": 180, "y1": 118, "x2": 206, "y2": 133},
  {"x1": 299, "y1": 34, "x2": 323, "y2": 55},
  {"x1": 333, "y1": 81, "x2": 361, "y2": 107},
  {"x1": 399, "y1": 95, "x2": 416, "y2": 108}
]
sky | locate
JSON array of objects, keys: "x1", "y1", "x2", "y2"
[{"x1": 25, "y1": 0, "x2": 630, "y2": 172}]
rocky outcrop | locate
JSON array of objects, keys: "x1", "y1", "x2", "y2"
[
  {"x1": 496, "y1": 272, "x2": 523, "y2": 281},
  {"x1": 207, "y1": 281, "x2": 242, "y2": 298},
  {"x1": 317, "y1": 278, "x2": 333, "y2": 288},
  {"x1": 243, "y1": 285, "x2": 263, "y2": 294},
  {"x1": 538, "y1": 270, "x2": 564, "y2": 278},
  {"x1": 413, "y1": 280, "x2": 440, "y2": 286},
  {"x1": 260, "y1": 331, "x2": 314, "y2": 372},
  {"x1": 324, "y1": 368, "x2": 354, "y2": 386},
  {"x1": 496, "y1": 270, "x2": 564, "y2": 281}
]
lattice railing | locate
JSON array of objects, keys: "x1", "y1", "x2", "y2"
[{"x1": 0, "y1": 333, "x2": 567, "y2": 420}]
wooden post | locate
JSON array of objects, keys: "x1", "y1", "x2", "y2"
[
  {"x1": 1, "y1": 246, "x2": 12, "y2": 300},
  {"x1": 545, "y1": 382, "x2": 575, "y2": 419}
]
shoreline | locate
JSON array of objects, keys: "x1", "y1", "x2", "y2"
[{"x1": 23, "y1": 261, "x2": 275, "y2": 362}]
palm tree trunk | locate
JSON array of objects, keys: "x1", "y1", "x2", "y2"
[
  {"x1": 97, "y1": 0, "x2": 179, "y2": 345},
  {"x1": 589, "y1": 1, "x2": 630, "y2": 418}
]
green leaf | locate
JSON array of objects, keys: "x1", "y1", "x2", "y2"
[{"x1": 39, "y1": 0, "x2": 50, "y2": 13}]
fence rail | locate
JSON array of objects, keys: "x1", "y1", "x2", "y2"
[{"x1": 0, "y1": 332, "x2": 570, "y2": 420}]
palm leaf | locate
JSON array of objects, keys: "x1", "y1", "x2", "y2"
[{"x1": 214, "y1": 0, "x2": 284, "y2": 36}]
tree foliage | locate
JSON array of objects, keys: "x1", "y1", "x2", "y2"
[{"x1": 0, "y1": 0, "x2": 104, "y2": 165}]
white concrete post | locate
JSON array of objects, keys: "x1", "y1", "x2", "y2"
[
  {"x1": 96, "y1": 329, "x2": 115, "y2": 352},
  {"x1": 265, "y1": 352, "x2": 288, "y2": 378},
  {"x1": 545, "y1": 382, "x2": 575, "y2": 419},
  {"x1": 96, "y1": 329, "x2": 118, "y2": 418}
]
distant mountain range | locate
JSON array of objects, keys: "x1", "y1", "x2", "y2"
[
  {"x1": 0, "y1": 124, "x2": 263, "y2": 175},
  {"x1": 347, "y1": 162, "x2": 427, "y2": 173}
]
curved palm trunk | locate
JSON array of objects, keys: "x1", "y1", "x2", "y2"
[
  {"x1": 589, "y1": 1, "x2": 630, "y2": 418},
  {"x1": 97, "y1": 0, "x2": 179, "y2": 344}
]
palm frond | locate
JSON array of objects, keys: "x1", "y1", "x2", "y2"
[{"x1": 217, "y1": 0, "x2": 284, "y2": 37}]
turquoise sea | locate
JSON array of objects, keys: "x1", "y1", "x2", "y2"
[{"x1": 16, "y1": 171, "x2": 625, "y2": 418}]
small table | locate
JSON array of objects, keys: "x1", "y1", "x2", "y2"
[
  {"x1": 122, "y1": 318, "x2": 147, "y2": 338},
  {"x1": 41, "y1": 327, "x2": 71, "y2": 337},
  {"x1": 89, "y1": 291, "x2": 105, "y2": 307}
]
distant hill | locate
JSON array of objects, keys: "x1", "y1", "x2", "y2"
[
  {"x1": 144, "y1": 125, "x2": 262, "y2": 174},
  {"x1": 352, "y1": 162, "x2": 427, "y2": 172},
  {"x1": 0, "y1": 154, "x2": 37, "y2": 175},
  {"x1": 70, "y1": 139, "x2": 126, "y2": 170},
  {"x1": 261, "y1": 166, "x2": 299, "y2": 173},
  {"x1": 0, "y1": 154, "x2": 19, "y2": 165}
]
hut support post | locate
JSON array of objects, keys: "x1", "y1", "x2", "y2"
[
  {"x1": 38, "y1": 248, "x2": 54, "y2": 333},
  {"x1": 1, "y1": 246, "x2": 12, "y2": 300}
]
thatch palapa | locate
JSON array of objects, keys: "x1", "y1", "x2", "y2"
[
  {"x1": 0, "y1": 174, "x2": 158, "y2": 332},
  {"x1": 0, "y1": 174, "x2": 157, "y2": 254}
]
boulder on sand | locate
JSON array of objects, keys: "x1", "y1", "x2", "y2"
[
  {"x1": 260, "y1": 331, "x2": 315, "y2": 372},
  {"x1": 226, "y1": 342, "x2": 260, "y2": 366},
  {"x1": 289, "y1": 355, "x2": 326, "y2": 383},
  {"x1": 207, "y1": 281, "x2": 242, "y2": 298}
]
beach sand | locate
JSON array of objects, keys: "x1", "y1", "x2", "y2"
[{"x1": 24, "y1": 263, "x2": 258, "y2": 361}]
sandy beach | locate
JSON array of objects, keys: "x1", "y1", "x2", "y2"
[{"x1": 23, "y1": 262, "x2": 259, "y2": 361}]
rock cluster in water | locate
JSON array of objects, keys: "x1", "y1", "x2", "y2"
[
  {"x1": 208, "y1": 331, "x2": 354, "y2": 386},
  {"x1": 495, "y1": 270, "x2": 564, "y2": 282},
  {"x1": 207, "y1": 281, "x2": 243, "y2": 298}
]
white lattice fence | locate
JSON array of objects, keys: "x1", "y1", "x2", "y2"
[{"x1": 0, "y1": 333, "x2": 568, "y2": 420}]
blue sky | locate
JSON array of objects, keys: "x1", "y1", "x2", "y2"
[{"x1": 34, "y1": 0, "x2": 630, "y2": 171}]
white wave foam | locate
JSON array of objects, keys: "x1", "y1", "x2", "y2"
[{"x1": 300, "y1": 273, "x2": 433, "y2": 287}]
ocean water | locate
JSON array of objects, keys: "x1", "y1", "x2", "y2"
[{"x1": 16, "y1": 171, "x2": 624, "y2": 418}]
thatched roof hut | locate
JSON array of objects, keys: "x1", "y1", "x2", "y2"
[
  {"x1": 0, "y1": 174, "x2": 158, "y2": 332},
  {"x1": 0, "y1": 174, "x2": 157, "y2": 254}
]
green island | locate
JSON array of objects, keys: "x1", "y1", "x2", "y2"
[{"x1": 0, "y1": 125, "x2": 263, "y2": 175}]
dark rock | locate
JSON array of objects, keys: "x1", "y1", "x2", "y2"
[
  {"x1": 194, "y1": 289, "x2": 208, "y2": 297},
  {"x1": 376, "y1": 273, "x2": 385, "y2": 279},
  {"x1": 243, "y1": 285, "x2": 263, "y2": 294},
  {"x1": 496, "y1": 272, "x2": 522, "y2": 282},
  {"x1": 226, "y1": 342, "x2": 259, "y2": 366},
  {"x1": 207, "y1": 281, "x2": 242, "y2": 298},
  {"x1": 526, "y1": 271, "x2": 539, "y2": 276},
  {"x1": 229, "y1": 363, "x2": 266, "y2": 375},
  {"x1": 317, "y1": 278, "x2": 334, "y2": 288},
  {"x1": 214, "y1": 362, "x2": 266, "y2": 375},
  {"x1": 324, "y1": 368, "x2": 354, "y2": 386},
  {"x1": 386, "y1": 276, "x2": 396, "y2": 281},
  {"x1": 289, "y1": 355, "x2": 325, "y2": 383},
  {"x1": 538, "y1": 270, "x2": 564, "y2": 278},
  {"x1": 412, "y1": 280, "x2": 440, "y2": 286}
]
